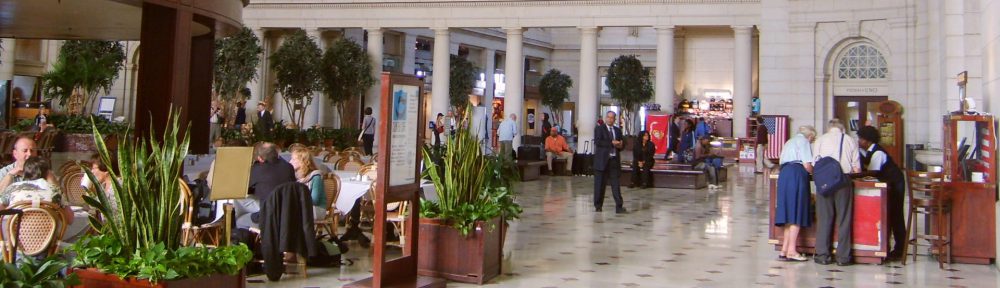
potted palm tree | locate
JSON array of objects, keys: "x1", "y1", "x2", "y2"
[
  {"x1": 418, "y1": 111, "x2": 521, "y2": 284},
  {"x1": 69, "y1": 110, "x2": 253, "y2": 287}
]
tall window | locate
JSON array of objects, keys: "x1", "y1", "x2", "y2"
[{"x1": 836, "y1": 43, "x2": 887, "y2": 80}]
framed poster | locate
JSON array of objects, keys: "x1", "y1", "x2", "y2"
[{"x1": 389, "y1": 83, "x2": 420, "y2": 186}]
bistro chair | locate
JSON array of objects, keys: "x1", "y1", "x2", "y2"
[
  {"x1": 903, "y1": 170, "x2": 951, "y2": 269},
  {"x1": 315, "y1": 173, "x2": 341, "y2": 237},
  {"x1": 60, "y1": 171, "x2": 90, "y2": 207},
  {"x1": 180, "y1": 178, "x2": 223, "y2": 247},
  {"x1": 336, "y1": 156, "x2": 365, "y2": 172},
  {"x1": 1, "y1": 201, "x2": 66, "y2": 263}
]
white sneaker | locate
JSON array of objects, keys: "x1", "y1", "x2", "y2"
[{"x1": 707, "y1": 184, "x2": 717, "y2": 189}]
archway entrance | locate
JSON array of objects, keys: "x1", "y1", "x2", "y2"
[{"x1": 830, "y1": 41, "x2": 889, "y2": 137}]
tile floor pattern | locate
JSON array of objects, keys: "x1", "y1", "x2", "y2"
[{"x1": 247, "y1": 165, "x2": 1000, "y2": 288}]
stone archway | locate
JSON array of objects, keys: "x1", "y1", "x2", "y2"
[{"x1": 820, "y1": 38, "x2": 890, "y2": 136}]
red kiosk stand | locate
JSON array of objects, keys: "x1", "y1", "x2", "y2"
[{"x1": 346, "y1": 73, "x2": 446, "y2": 287}]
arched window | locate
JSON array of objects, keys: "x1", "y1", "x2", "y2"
[{"x1": 836, "y1": 43, "x2": 887, "y2": 80}]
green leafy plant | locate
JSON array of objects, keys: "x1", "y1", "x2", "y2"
[
  {"x1": 421, "y1": 108, "x2": 521, "y2": 236},
  {"x1": 70, "y1": 234, "x2": 253, "y2": 284},
  {"x1": 328, "y1": 128, "x2": 360, "y2": 150},
  {"x1": 539, "y1": 69, "x2": 573, "y2": 127},
  {"x1": 10, "y1": 119, "x2": 34, "y2": 132},
  {"x1": 270, "y1": 29, "x2": 322, "y2": 129},
  {"x1": 47, "y1": 114, "x2": 127, "y2": 135},
  {"x1": 320, "y1": 38, "x2": 375, "y2": 128},
  {"x1": 0, "y1": 255, "x2": 80, "y2": 288},
  {"x1": 606, "y1": 55, "x2": 653, "y2": 135},
  {"x1": 41, "y1": 40, "x2": 126, "y2": 115},
  {"x1": 449, "y1": 55, "x2": 479, "y2": 117}
]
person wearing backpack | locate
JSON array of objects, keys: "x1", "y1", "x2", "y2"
[
  {"x1": 811, "y1": 119, "x2": 861, "y2": 266},
  {"x1": 856, "y1": 126, "x2": 907, "y2": 260}
]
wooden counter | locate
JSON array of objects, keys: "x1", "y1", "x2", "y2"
[
  {"x1": 768, "y1": 174, "x2": 889, "y2": 264},
  {"x1": 939, "y1": 182, "x2": 997, "y2": 264}
]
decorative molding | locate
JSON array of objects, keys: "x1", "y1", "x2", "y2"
[{"x1": 250, "y1": 0, "x2": 760, "y2": 9}]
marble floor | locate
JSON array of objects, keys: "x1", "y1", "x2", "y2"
[{"x1": 247, "y1": 164, "x2": 1000, "y2": 288}]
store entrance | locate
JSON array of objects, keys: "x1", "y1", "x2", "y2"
[{"x1": 833, "y1": 96, "x2": 887, "y2": 138}]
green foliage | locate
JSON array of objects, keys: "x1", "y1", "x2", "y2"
[
  {"x1": 214, "y1": 26, "x2": 262, "y2": 102},
  {"x1": 83, "y1": 109, "x2": 189, "y2": 253},
  {"x1": 320, "y1": 38, "x2": 375, "y2": 128},
  {"x1": 41, "y1": 40, "x2": 126, "y2": 115},
  {"x1": 0, "y1": 255, "x2": 80, "y2": 288},
  {"x1": 449, "y1": 55, "x2": 479, "y2": 116},
  {"x1": 47, "y1": 114, "x2": 126, "y2": 135},
  {"x1": 328, "y1": 128, "x2": 360, "y2": 150},
  {"x1": 270, "y1": 29, "x2": 322, "y2": 128},
  {"x1": 221, "y1": 127, "x2": 249, "y2": 146},
  {"x1": 420, "y1": 108, "x2": 522, "y2": 236},
  {"x1": 538, "y1": 69, "x2": 573, "y2": 126},
  {"x1": 10, "y1": 119, "x2": 33, "y2": 132},
  {"x1": 304, "y1": 126, "x2": 324, "y2": 144},
  {"x1": 70, "y1": 234, "x2": 253, "y2": 283},
  {"x1": 606, "y1": 55, "x2": 653, "y2": 134}
]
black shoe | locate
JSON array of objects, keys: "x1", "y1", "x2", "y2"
[
  {"x1": 836, "y1": 260, "x2": 853, "y2": 266},
  {"x1": 616, "y1": 207, "x2": 628, "y2": 214},
  {"x1": 595, "y1": 207, "x2": 603, "y2": 212},
  {"x1": 814, "y1": 257, "x2": 833, "y2": 265}
]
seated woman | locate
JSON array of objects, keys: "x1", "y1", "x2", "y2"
[
  {"x1": 630, "y1": 130, "x2": 656, "y2": 188},
  {"x1": 289, "y1": 147, "x2": 326, "y2": 220},
  {"x1": 0, "y1": 156, "x2": 72, "y2": 224},
  {"x1": 81, "y1": 153, "x2": 119, "y2": 213},
  {"x1": 694, "y1": 136, "x2": 724, "y2": 190}
]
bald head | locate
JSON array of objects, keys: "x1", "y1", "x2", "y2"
[{"x1": 12, "y1": 137, "x2": 35, "y2": 164}]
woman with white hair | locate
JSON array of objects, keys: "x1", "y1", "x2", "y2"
[{"x1": 774, "y1": 125, "x2": 817, "y2": 262}]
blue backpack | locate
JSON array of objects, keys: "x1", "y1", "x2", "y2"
[{"x1": 813, "y1": 134, "x2": 849, "y2": 196}]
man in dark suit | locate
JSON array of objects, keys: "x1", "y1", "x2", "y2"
[
  {"x1": 235, "y1": 141, "x2": 296, "y2": 229},
  {"x1": 256, "y1": 102, "x2": 274, "y2": 134},
  {"x1": 593, "y1": 111, "x2": 627, "y2": 214}
]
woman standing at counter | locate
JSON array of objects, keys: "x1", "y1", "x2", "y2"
[{"x1": 775, "y1": 125, "x2": 818, "y2": 262}]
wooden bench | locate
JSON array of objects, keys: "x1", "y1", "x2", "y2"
[
  {"x1": 621, "y1": 166, "x2": 707, "y2": 189},
  {"x1": 542, "y1": 159, "x2": 571, "y2": 176},
  {"x1": 652, "y1": 162, "x2": 733, "y2": 182},
  {"x1": 516, "y1": 161, "x2": 545, "y2": 181}
]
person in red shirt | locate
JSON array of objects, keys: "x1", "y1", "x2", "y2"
[{"x1": 544, "y1": 127, "x2": 574, "y2": 175}]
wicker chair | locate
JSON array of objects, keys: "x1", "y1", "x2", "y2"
[
  {"x1": 58, "y1": 160, "x2": 88, "y2": 178},
  {"x1": 343, "y1": 147, "x2": 363, "y2": 154},
  {"x1": 60, "y1": 171, "x2": 89, "y2": 207},
  {"x1": 340, "y1": 150, "x2": 364, "y2": 162},
  {"x1": 180, "y1": 178, "x2": 223, "y2": 247},
  {"x1": 314, "y1": 173, "x2": 341, "y2": 237},
  {"x1": 36, "y1": 129, "x2": 59, "y2": 163},
  {"x1": 336, "y1": 156, "x2": 365, "y2": 172},
  {"x1": 287, "y1": 143, "x2": 307, "y2": 152},
  {"x1": 1, "y1": 201, "x2": 67, "y2": 263}
]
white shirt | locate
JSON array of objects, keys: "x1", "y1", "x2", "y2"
[
  {"x1": 210, "y1": 109, "x2": 220, "y2": 124},
  {"x1": 361, "y1": 115, "x2": 376, "y2": 135},
  {"x1": 497, "y1": 119, "x2": 518, "y2": 141},
  {"x1": 779, "y1": 133, "x2": 814, "y2": 165},
  {"x1": 861, "y1": 144, "x2": 888, "y2": 171},
  {"x1": 812, "y1": 128, "x2": 861, "y2": 174}
]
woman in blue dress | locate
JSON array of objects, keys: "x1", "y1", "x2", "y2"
[{"x1": 775, "y1": 125, "x2": 817, "y2": 262}]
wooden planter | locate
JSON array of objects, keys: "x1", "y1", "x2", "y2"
[
  {"x1": 418, "y1": 217, "x2": 502, "y2": 285},
  {"x1": 57, "y1": 133, "x2": 118, "y2": 152},
  {"x1": 71, "y1": 268, "x2": 245, "y2": 288}
]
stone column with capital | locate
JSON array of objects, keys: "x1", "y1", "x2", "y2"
[
  {"x1": 578, "y1": 27, "x2": 599, "y2": 147},
  {"x1": 732, "y1": 25, "x2": 753, "y2": 137},
  {"x1": 402, "y1": 33, "x2": 417, "y2": 75},
  {"x1": 365, "y1": 28, "x2": 384, "y2": 142},
  {"x1": 655, "y1": 26, "x2": 675, "y2": 113},
  {"x1": 431, "y1": 28, "x2": 451, "y2": 120},
  {"x1": 306, "y1": 28, "x2": 325, "y2": 127},
  {"x1": 504, "y1": 28, "x2": 525, "y2": 150},
  {"x1": 0, "y1": 38, "x2": 15, "y2": 81}
]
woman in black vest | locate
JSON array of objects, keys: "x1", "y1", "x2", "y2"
[
  {"x1": 857, "y1": 126, "x2": 906, "y2": 260},
  {"x1": 630, "y1": 130, "x2": 656, "y2": 188}
]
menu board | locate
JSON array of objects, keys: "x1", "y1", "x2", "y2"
[{"x1": 389, "y1": 84, "x2": 420, "y2": 187}]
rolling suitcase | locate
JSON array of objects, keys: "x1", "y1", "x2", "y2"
[{"x1": 573, "y1": 141, "x2": 594, "y2": 176}]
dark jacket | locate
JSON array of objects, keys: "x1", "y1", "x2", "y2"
[
  {"x1": 633, "y1": 140, "x2": 656, "y2": 168},
  {"x1": 593, "y1": 124, "x2": 623, "y2": 172},
  {"x1": 860, "y1": 143, "x2": 904, "y2": 184},
  {"x1": 260, "y1": 182, "x2": 318, "y2": 281},
  {"x1": 235, "y1": 107, "x2": 247, "y2": 125},
  {"x1": 756, "y1": 122, "x2": 769, "y2": 145},
  {"x1": 668, "y1": 121, "x2": 680, "y2": 153},
  {"x1": 258, "y1": 110, "x2": 274, "y2": 131},
  {"x1": 249, "y1": 158, "x2": 297, "y2": 209}
]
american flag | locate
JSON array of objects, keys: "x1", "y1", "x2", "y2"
[{"x1": 762, "y1": 116, "x2": 788, "y2": 159}]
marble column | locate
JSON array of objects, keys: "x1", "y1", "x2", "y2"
[
  {"x1": 365, "y1": 27, "x2": 383, "y2": 142},
  {"x1": 578, "y1": 26, "x2": 599, "y2": 147},
  {"x1": 0, "y1": 38, "x2": 15, "y2": 81},
  {"x1": 504, "y1": 28, "x2": 525, "y2": 150},
  {"x1": 306, "y1": 28, "x2": 324, "y2": 127},
  {"x1": 732, "y1": 25, "x2": 753, "y2": 137},
  {"x1": 431, "y1": 27, "x2": 451, "y2": 119},
  {"x1": 402, "y1": 33, "x2": 417, "y2": 75},
  {"x1": 655, "y1": 26, "x2": 676, "y2": 113},
  {"x1": 250, "y1": 29, "x2": 266, "y2": 103},
  {"x1": 482, "y1": 48, "x2": 497, "y2": 152}
]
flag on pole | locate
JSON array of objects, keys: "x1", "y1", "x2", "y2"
[{"x1": 762, "y1": 116, "x2": 788, "y2": 159}]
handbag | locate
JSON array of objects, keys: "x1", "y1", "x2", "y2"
[{"x1": 813, "y1": 134, "x2": 849, "y2": 197}]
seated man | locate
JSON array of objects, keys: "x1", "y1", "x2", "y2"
[
  {"x1": 0, "y1": 137, "x2": 56, "y2": 192},
  {"x1": 544, "y1": 127, "x2": 574, "y2": 175},
  {"x1": 235, "y1": 142, "x2": 297, "y2": 229}
]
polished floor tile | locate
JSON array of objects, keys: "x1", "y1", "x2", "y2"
[{"x1": 247, "y1": 164, "x2": 1000, "y2": 288}]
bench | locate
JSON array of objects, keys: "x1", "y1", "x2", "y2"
[
  {"x1": 542, "y1": 158, "x2": 571, "y2": 176},
  {"x1": 651, "y1": 162, "x2": 733, "y2": 182},
  {"x1": 621, "y1": 166, "x2": 707, "y2": 189},
  {"x1": 516, "y1": 161, "x2": 546, "y2": 181}
]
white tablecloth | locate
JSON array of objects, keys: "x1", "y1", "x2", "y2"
[{"x1": 332, "y1": 171, "x2": 437, "y2": 215}]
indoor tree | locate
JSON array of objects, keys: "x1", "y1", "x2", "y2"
[
  {"x1": 41, "y1": 40, "x2": 126, "y2": 115},
  {"x1": 214, "y1": 26, "x2": 262, "y2": 125},
  {"x1": 320, "y1": 38, "x2": 374, "y2": 128},
  {"x1": 270, "y1": 29, "x2": 322, "y2": 129},
  {"x1": 606, "y1": 54, "x2": 653, "y2": 135},
  {"x1": 449, "y1": 54, "x2": 478, "y2": 118},
  {"x1": 538, "y1": 69, "x2": 573, "y2": 127}
]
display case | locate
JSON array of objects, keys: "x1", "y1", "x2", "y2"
[
  {"x1": 939, "y1": 114, "x2": 998, "y2": 264},
  {"x1": 738, "y1": 138, "x2": 756, "y2": 163}
]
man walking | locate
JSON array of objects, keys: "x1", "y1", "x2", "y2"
[
  {"x1": 497, "y1": 113, "x2": 518, "y2": 159},
  {"x1": 813, "y1": 119, "x2": 861, "y2": 266},
  {"x1": 593, "y1": 111, "x2": 626, "y2": 214}
]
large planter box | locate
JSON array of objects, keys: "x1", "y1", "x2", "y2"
[
  {"x1": 418, "y1": 217, "x2": 502, "y2": 285},
  {"x1": 71, "y1": 268, "x2": 245, "y2": 288},
  {"x1": 57, "y1": 133, "x2": 118, "y2": 152}
]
